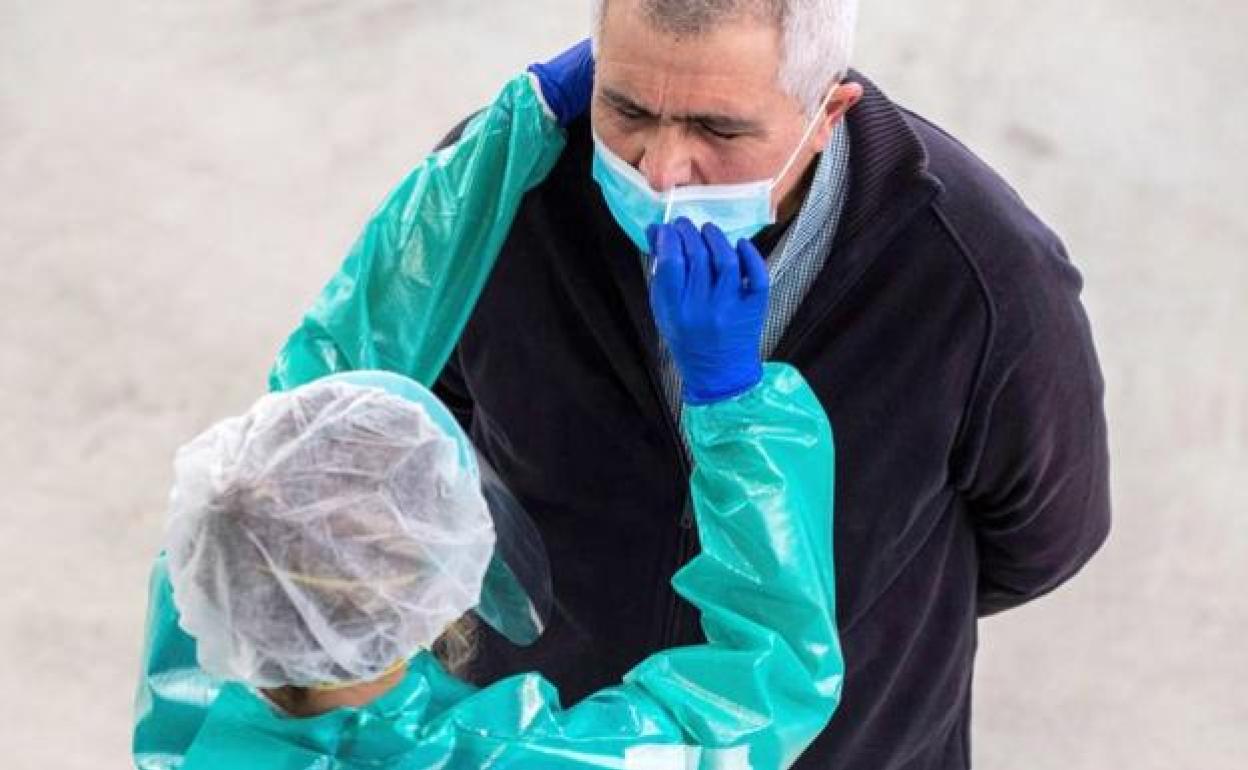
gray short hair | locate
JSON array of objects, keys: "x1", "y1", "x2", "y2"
[{"x1": 590, "y1": 0, "x2": 858, "y2": 117}]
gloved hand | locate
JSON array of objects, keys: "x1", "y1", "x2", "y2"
[
  {"x1": 527, "y1": 39, "x2": 595, "y2": 127},
  {"x1": 647, "y1": 218, "x2": 770, "y2": 405}
]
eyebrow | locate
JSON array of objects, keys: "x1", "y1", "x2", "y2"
[{"x1": 600, "y1": 86, "x2": 763, "y2": 134}]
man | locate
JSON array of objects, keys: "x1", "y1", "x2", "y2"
[{"x1": 277, "y1": 1, "x2": 1111, "y2": 767}]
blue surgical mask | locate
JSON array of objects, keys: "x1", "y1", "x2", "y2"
[{"x1": 591, "y1": 90, "x2": 834, "y2": 253}]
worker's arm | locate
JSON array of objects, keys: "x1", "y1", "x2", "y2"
[
  {"x1": 436, "y1": 224, "x2": 842, "y2": 768},
  {"x1": 268, "y1": 67, "x2": 569, "y2": 392}
]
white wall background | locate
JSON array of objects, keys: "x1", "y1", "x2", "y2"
[{"x1": 1, "y1": 1, "x2": 1243, "y2": 768}]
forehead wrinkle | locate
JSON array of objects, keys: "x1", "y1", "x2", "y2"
[{"x1": 600, "y1": 84, "x2": 763, "y2": 131}]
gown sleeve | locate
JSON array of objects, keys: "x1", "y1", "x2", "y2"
[{"x1": 267, "y1": 71, "x2": 566, "y2": 391}]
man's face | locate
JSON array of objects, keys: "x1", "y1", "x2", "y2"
[{"x1": 591, "y1": 0, "x2": 823, "y2": 213}]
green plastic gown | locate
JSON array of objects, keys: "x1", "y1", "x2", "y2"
[{"x1": 133, "y1": 71, "x2": 842, "y2": 770}]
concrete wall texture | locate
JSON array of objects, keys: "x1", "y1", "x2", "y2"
[{"x1": 1, "y1": 1, "x2": 1243, "y2": 768}]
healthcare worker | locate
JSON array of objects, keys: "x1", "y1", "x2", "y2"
[{"x1": 133, "y1": 42, "x2": 842, "y2": 769}]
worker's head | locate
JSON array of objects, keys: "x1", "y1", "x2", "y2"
[
  {"x1": 589, "y1": 0, "x2": 863, "y2": 220},
  {"x1": 164, "y1": 380, "x2": 495, "y2": 689}
]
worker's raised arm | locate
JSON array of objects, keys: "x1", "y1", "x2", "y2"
[
  {"x1": 447, "y1": 222, "x2": 841, "y2": 768},
  {"x1": 268, "y1": 44, "x2": 589, "y2": 391},
  {"x1": 452, "y1": 362, "x2": 840, "y2": 770}
]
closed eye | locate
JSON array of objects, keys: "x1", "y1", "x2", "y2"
[
  {"x1": 699, "y1": 122, "x2": 744, "y2": 140},
  {"x1": 615, "y1": 104, "x2": 648, "y2": 121}
]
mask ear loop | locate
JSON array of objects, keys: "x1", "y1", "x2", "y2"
[{"x1": 769, "y1": 82, "x2": 841, "y2": 194}]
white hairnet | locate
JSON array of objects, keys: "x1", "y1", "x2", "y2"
[{"x1": 164, "y1": 380, "x2": 495, "y2": 688}]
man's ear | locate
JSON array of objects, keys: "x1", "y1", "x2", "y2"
[{"x1": 811, "y1": 81, "x2": 863, "y2": 149}]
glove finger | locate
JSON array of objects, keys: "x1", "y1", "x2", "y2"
[
  {"x1": 737, "y1": 237, "x2": 770, "y2": 296},
  {"x1": 649, "y1": 224, "x2": 686, "y2": 312},
  {"x1": 675, "y1": 218, "x2": 711, "y2": 301},
  {"x1": 701, "y1": 222, "x2": 739, "y2": 299}
]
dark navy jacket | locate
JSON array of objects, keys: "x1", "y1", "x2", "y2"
[{"x1": 433, "y1": 72, "x2": 1111, "y2": 769}]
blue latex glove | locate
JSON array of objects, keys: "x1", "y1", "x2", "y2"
[
  {"x1": 527, "y1": 39, "x2": 595, "y2": 127},
  {"x1": 647, "y1": 218, "x2": 771, "y2": 405}
]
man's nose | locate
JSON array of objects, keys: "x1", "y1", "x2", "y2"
[{"x1": 637, "y1": 127, "x2": 694, "y2": 192}]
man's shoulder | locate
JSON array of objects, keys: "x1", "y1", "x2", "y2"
[
  {"x1": 843, "y1": 73, "x2": 1070, "y2": 280},
  {"x1": 842, "y1": 78, "x2": 1090, "y2": 365},
  {"x1": 896, "y1": 105, "x2": 1062, "y2": 264},
  {"x1": 875, "y1": 98, "x2": 1085, "y2": 341}
]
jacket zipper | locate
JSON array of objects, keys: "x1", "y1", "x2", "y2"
[{"x1": 639, "y1": 363, "x2": 696, "y2": 646}]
